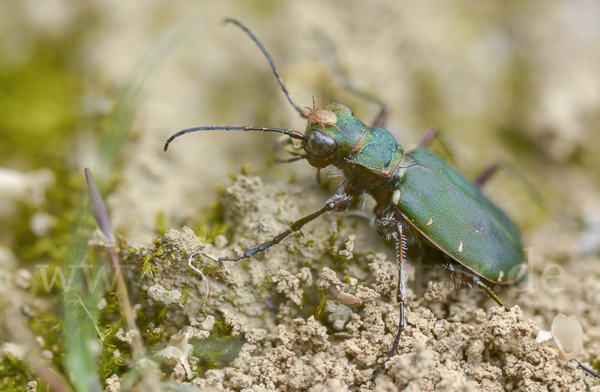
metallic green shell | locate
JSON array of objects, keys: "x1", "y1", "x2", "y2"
[{"x1": 395, "y1": 146, "x2": 526, "y2": 283}]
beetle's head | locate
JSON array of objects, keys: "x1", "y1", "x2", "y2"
[
  {"x1": 303, "y1": 102, "x2": 367, "y2": 168},
  {"x1": 164, "y1": 101, "x2": 367, "y2": 171}
]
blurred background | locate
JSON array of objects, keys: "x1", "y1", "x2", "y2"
[
  {"x1": 1, "y1": 0, "x2": 600, "y2": 388},
  {"x1": 2, "y1": 0, "x2": 600, "y2": 252},
  {"x1": 2, "y1": 0, "x2": 600, "y2": 246}
]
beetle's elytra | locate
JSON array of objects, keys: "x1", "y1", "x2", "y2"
[{"x1": 164, "y1": 19, "x2": 531, "y2": 382}]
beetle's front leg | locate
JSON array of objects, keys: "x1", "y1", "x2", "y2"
[
  {"x1": 372, "y1": 106, "x2": 390, "y2": 128},
  {"x1": 219, "y1": 193, "x2": 355, "y2": 262},
  {"x1": 416, "y1": 127, "x2": 457, "y2": 166},
  {"x1": 370, "y1": 221, "x2": 407, "y2": 382}
]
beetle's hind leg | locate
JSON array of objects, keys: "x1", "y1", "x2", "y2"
[
  {"x1": 474, "y1": 160, "x2": 574, "y2": 227},
  {"x1": 317, "y1": 35, "x2": 389, "y2": 127},
  {"x1": 370, "y1": 222, "x2": 407, "y2": 383},
  {"x1": 474, "y1": 162, "x2": 500, "y2": 186},
  {"x1": 442, "y1": 263, "x2": 510, "y2": 311}
]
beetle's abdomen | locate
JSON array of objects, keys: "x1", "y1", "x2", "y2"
[{"x1": 394, "y1": 146, "x2": 526, "y2": 284}]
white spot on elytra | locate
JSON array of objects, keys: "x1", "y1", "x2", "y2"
[
  {"x1": 425, "y1": 217, "x2": 434, "y2": 226},
  {"x1": 498, "y1": 270, "x2": 504, "y2": 282},
  {"x1": 457, "y1": 239, "x2": 464, "y2": 253},
  {"x1": 392, "y1": 189, "x2": 401, "y2": 205}
]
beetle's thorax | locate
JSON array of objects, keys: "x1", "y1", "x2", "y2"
[
  {"x1": 340, "y1": 125, "x2": 405, "y2": 193},
  {"x1": 303, "y1": 102, "x2": 405, "y2": 194}
]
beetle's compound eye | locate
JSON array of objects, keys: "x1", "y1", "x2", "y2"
[
  {"x1": 326, "y1": 102, "x2": 353, "y2": 115},
  {"x1": 306, "y1": 130, "x2": 336, "y2": 157}
]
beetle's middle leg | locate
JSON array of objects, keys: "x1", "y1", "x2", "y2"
[
  {"x1": 218, "y1": 193, "x2": 355, "y2": 262},
  {"x1": 442, "y1": 264, "x2": 510, "y2": 311},
  {"x1": 370, "y1": 220, "x2": 407, "y2": 382},
  {"x1": 318, "y1": 36, "x2": 389, "y2": 128}
]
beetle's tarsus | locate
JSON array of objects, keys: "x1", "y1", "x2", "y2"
[{"x1": 574, "y1": 359, "x2": 600, "y2": 379}]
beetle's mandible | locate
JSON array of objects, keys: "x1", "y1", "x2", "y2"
[{"x1": 164, "y1": 19, "x2": 530, "y2": 382}]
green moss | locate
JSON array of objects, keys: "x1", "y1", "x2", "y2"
[
  {"x1": 100, "y1": 349, "x2": 126, "y2": 381},
  {"x1": 103, "y1": 292, "x2": 122, "y2": 316},
  {"x1": 0, "y1": 355, "x2": 34, "y2": 392},
  {"x1": 240, "y1": 164, "x2": 250, "y2": 175},
  {"x1": 0, "y1": 35, "x2": 84, "y2": 167},
  {"x1": 193, "y1": 319, "x2": 243, "y2": 372},
  {"x1": 155, "y1": 211, "x2": 168, "y2": 236},
  {"x1": 180, "y1": 288, "x2": 191, "y2": 303},
  {"x1": 154, "y1": 247, "x2": 164, "y2": 257},
  {"x1": 118, "y1": 236, "x2": 127, "y2": 250},
  {"x1": 202, "y1": 264, "x2": 215, "y2": 276},
  {"x1": 0, "y1": 17, "x2": 104, "y2": 266},
  {"x1": 0, "y1": 14, "x2": 210, "y2": 390},
  {"x1": 146, "y1": 326, "x2": 166, "y2": 347},
  {"x1": 29, "y1": 312, "x2": 63, "y2": 368},
  {"x1": 141, "y1": 253, "x2": 154, "y2": 278},
  {"x1": 95, "y1": 292, "x2": 134, "y2": 381},
  {"x1": 16, "y1": 173, "x2": 94, "y2": 269},
  {"x1": 154, "y1": 306, "x2": 168, "y2": 325},
  {"x1": 328, "y1": 228, "x2": 340, "y2": 247},
  {"x1": 313, "y1": 292, "x2": 328, "y2": 321},
  {"x1": 10, "y1": 312, "x2": 60, "y2": 388},
  {"x1": 193, "y1": 202, "x2": 228, "y2": 243}
]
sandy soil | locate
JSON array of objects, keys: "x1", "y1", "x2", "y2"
[
  {"x1": 123, "y1": 175, "x2": 600, "y2": 391},
  {"x1": 2, "y1": 1, "x2": 600, "y2": 391}
]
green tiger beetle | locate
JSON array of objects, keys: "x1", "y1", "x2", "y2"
[{"x1": 164, "y1": 19, "x2": 599, "y2": 383}]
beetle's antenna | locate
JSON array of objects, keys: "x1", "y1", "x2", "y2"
[
  {"x1": 164, "y1": 125, "x2": 305, "y2": 151},
  {"x1": 318, "y1": 34, "x2": 386, "y2": 107},
  {"x1": 318, "y1": 33, "x2": 390, "y2": 127},
  {"x1": 225, "y1": 18, "x2": 309, "y2": 118}
]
